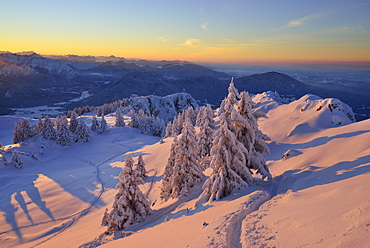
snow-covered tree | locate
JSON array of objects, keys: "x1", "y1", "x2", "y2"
[
  {"x1": 37, "y1": 117, "x2": 45, "y2": 134},
  {"x1": 115, "y1": 108, "x2": 125, "y2": 127},
  {"x1": 235, "y1": 91, "x2": 271, "y2": 180},
  {"x1": 98, "y1": 116, "x2": 109, "y2": 134},
  {"x1": 134, "y1": 153, "x2": 147, "y2": 183},
  {"x1": 91, "y1": 116, "x2": 100, "y2": 131},
  {"x1": 75, "y1": 121, "x2": 92, "y2": 143},
  {"x1": 42, "y1": 116, "x2": 57, "y2": 141},
  {"x1": 2, "y1": 150, "x2": 8, "y2": 166},
  {"x1": 13, "y1": 118, "x2": 33, "y2": 144},
  {"x1": 128, "y1": 109, "x2": 139, "y2": 128},
  {"x1": 69, "y1": 111, "x2": 79, "y2": 134},
  {"x1": 160, "y1": 117, "x2": 203, "y2": 199},
  {"x1": 160, "y1": 137, "x2": 178, "y2": 199},
  {"x1": 105, "y1": 154, "x2": 152, "y2": 233},
  {"x1": 164, "y1": 121, "x2": 174, "y2": 138},
  {"x1": 196, "y1": 111, "x2": 251, "y2": 204},
  {"x1": 56, "y1": 116, "x2": 73, "y2": 146},
  {"x1": 196, "y1": 108, "x2": 214, "y2": 158},
  {"x1": 11, "y1": 150, "x2": 23, "y2": 169}
]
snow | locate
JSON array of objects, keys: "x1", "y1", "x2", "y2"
[{"x1": 0, "y1": 93, "x2": 369, "y2": 248}]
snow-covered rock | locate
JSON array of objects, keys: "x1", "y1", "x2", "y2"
[{"x1": 129, "y1": 93, "x2": 199, "y2": 122}]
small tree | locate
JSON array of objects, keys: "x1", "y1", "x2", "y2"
[
  {"x1": 56, "y1": 116, "x2": 73, "y2": 146},
  {"x1": 75, "y1": 121, "x2": 92, "y2": 143},
  {"x1": 99, "y1": 116, "x2": 109, "y2": 134},
  {"x1": 69, "y1": 111, "x2": 79, "y2": 134},
  {"x1": 134, "y1": 153, "x2": 147, "y2": 183},
  {"x1": 13, "y1": 118, "x2": 33, "y2": 144},
  {"x1": 11, "y1": 150, "x2": 23, "y2": 169},
  {"x1": 160, "y1": 137, "x2": 178, "y2": 199},
  {"x1": 91, "y1": 116, "x2": 100, "y2": 131},
  {"x1": 42, "y1": 116, "x2": 57, "y2": 141},
  {"x1": 2, "y1": 150, "x2": 8, "y2": 166},
  {"x1": 115, "y1": 108, "x2": 126, "y2": 127},
  {"x1": 128, "y1": 109, "x2": 139, "y2": 128},
  {"x1": 105, "y1": 154, "x2": 152, "y2": 233}
]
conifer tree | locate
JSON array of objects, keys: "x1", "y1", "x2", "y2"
[
  {"x1": 69, "y1": 111, "x2": 79, "y2": 134},
  {"x1": 13, "y1": 118, "x2": 33, "y2": 144},
  {"x1": 128, "y1": 109, "x2": 139, "y2": 128},
  {"x1": 196, "y1": 111, "x2": 250, "y2": 204},
  {"x1": 2, "y1": 150, "x2": 8, "y2": 166},
  {"x1": 197, "y1": 107, "x2": 214, "y2": 158},
  {"x1": 115, "y1": 108, "x2": 125, "y2": 127},
  {"x1": 160, "y1": 137, "x2": 178, "y2": 199},
  {"x1": 134, "y1": 153, "x2": 147, "y2": 183},
  {"x1": 42, "y1": 116, "x2": 57, "y2": 141},
  {"x1": 105, "y1": 154, "x2": 152, "y2": 233},
  {"x1": 11, "y1": 150, "x2": 23, "y2": 169},
  {"x1": 98, "y1": 115, "x2": 109, "y2": 134},
  {"x1": 75, "y1": 121, "x2": 92, "y2": 143},
  {"x1": 56, "y1": 116, "x2": 72, "y2": 146},
  {"x1": 37, "y1": 117, "x2": 45, "y2": 134},
  {"x1": 160, "y1": 117, "x2": 203, "y2": 199},
  {"x1": 91, "y1": 116, "x2": 100, "y2": 131}
]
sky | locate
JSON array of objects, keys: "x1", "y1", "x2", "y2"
[{"x1": 0, "y1": 0, "x2": 370, "y2": 64}]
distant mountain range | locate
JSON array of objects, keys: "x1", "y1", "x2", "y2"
[{"x1": 1, "y1": 52, "x2": 369, "y2": 120}]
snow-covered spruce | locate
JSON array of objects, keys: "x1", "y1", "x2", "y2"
[
  {"x1": 160, "y1": 116, "x2": 203, "y2": 199},
  {"x1": 75, "y1": 121, "x2": 92, "y2": 143},
  {"x1": 99, "y1": 116, "x2": 109, "y2": 134},
  {"x1": 196, "y1": 81, "x2": 271, "y2": 204},
  {"x1": 56, "y1": 116, "x2": 73, "y2": 146},
  {"x1": 104, "y1": 154, "x2": 152, "y2": 233},
  {"x1": 236, "y1": 91, "x2": 272, "y2": 179},
  {"x1": 196, "y1": 105, "x2": 215, "y2": 158},
  {"x1": 196, "y1": 111, "x2": 250, "y2": 204},
  {"x1": 134, "y1": 153, "x2": 147, "y2": 184},
  {"x1": 13, "y1": 118, "x2": 33, "y2": 144},
  {"x1": 160, "y1": 137, "x2": 178, "y2": 199},
  {"x1": 11, "y1": 150, "x2": 23, "y2": 169},
  {"x1": 42, "y1": 116, "x2": 57, "y2": 141},
  {"x1": 91, "y1": 116, "x2": 100, "y2": 131},
  {"x1": 69, "y1": 111, "x2": 79, "y2": 134},
  {"x1": 115, "y1": 108, "x2": 125, "y2": 127}
]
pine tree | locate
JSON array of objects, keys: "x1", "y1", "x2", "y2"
[
  {"x1": 13, "y1": 118, "x2": 33, "y2": 144},
  {"x1": 2, "y1": 150, "x2": 8, "y2": 166},
  {"x1": 236, "y1": 91, "x2": 271, "y2": 179},
  {"x1": 115, "y1": 108, "x2": 125, "y2": 127},
  {"x1": 91, "y1": 116, "x2": 100, "y2": 131},
  {"x1": 42, "y1": 116, "x2": 57, "y2": 141},
  {"x1": 134, "y1": 153, "x2": 147, "y2": 183},
  {"x1": 75, "y1": 121, "x2": 92, "y2": 143},
  {"x1": 105, "y1": 154, "x2": 152, "y2": 233},
  {"x1": 160, "y1": 137, "x2": 178, "y2": 199},
  {"x1": 128, "y1": 109, "x2": 139, "y2": 128},
  {"x1": 11, "y1": 150, "x2": 23, "y2": 169},
  {"x1": 69, "y1": 111, "x2": 79, "y2": 134},
  {"x1": 164, "y1": 121, "x2": 174, "y2": 138},
  {"x1": 99, "y1": 115, "x2": 109, "y2": 134},
  {"x1": 196, "y1": 111, "x2": 251, "y2": 204},
  {"x1": 160, "y1": 117, "x2": 203, "y2": 199},
  {"x1": 56, "y1": 116, "x2": 73, "y2": 146},
  {"x1": 37, "y1": 117, "x2": 45, "y2": 134},
  {"x1": 197, "y1": 117, "x2": 214, "y2": 158}
]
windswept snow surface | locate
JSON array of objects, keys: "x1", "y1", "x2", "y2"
[{"x1": 0, "y1": 94, "x2": 369, "y2": 248}]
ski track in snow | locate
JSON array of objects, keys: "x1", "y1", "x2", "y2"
[{"x1": 29, "y1": 159, "x2": 107, "y2": 248}]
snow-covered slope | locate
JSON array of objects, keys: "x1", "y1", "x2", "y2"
[{"x1": 0, "y1": 94, "x2": 369, "y2": 248}]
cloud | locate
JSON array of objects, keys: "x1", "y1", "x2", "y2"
[
  {"x1": 182, "y1": 39, "x2": 201, "y2": 48},
  {"x1": 201, "y1": 22, "x2": 208, "y2": 31},
  {"x1": 286, "y1": 12, "x2": 324, "y2": 28},
  {"x1": 157, "y1": 36, "x2": 169, "y2": 42}
]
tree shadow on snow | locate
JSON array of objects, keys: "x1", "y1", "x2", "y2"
[
  {"x1": 274, "y1": 154, "x2": 370, "y2": 194},
  {"x1": 267, "y1": 129, "x2": 370, "y2": 161}
]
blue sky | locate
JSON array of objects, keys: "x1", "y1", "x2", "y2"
[{"x1": 1, "y1": 0, "x2": 369, "y2": 63}]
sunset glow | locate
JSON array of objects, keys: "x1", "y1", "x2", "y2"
[{"x1": 1, "y1": 0, "x2": 369, "y2": 64}]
